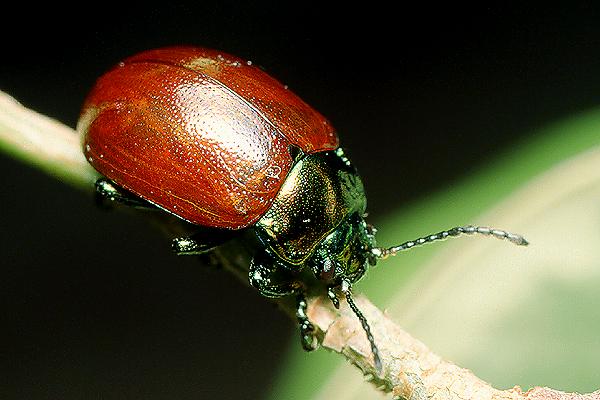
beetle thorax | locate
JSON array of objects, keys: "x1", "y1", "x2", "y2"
[{"x1": 254, "y1": 149, "x2": 374, "y2": 281}]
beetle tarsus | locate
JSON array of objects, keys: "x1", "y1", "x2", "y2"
[
  {"x1": 296, "y1": 293, "x2": 318, "y2": 351},
  {"x1": 327, "y1": 285, "x2": 340, "y2": 309}
]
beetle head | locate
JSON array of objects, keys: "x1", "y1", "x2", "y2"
[{"x1": 307, "y1": 213, "x2": 376, "y2": 286}]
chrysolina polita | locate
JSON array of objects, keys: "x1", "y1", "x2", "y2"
[{"x1": 78, "y1": 46, "x2": 528, "y2": 372}]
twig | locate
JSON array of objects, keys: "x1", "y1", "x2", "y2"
[
  {"x1": 0, "y1": 90, "x2": 98, "y2": 187},
  {"x1": 1, "y1": 89, "x2": 598, "y2": 400}
]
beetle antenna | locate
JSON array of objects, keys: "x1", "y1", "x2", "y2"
[
  {"x1": 341, "y1": 280, "x2": 382, "y2": 374},
  {"x1": 372, "y1": 225, "x2": 528, "y2": 259}
]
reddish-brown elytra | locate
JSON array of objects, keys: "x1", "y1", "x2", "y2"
[
  {"x1": 79, "y1": 47, "x2": 338, "y2": 229},
  {"x1": 79, "y1": 47, "x2": 528, "y2": 375}
]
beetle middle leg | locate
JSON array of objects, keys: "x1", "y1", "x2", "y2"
[
  {"x1": 249, "y1": 251, "x2": 318, "y2": 351},
  {"x1": 95, "y1": 177, "x2": 156, "y2": 210},
  {"x1": 172, "y1": 229, "x2": 239, "y2": 255}
]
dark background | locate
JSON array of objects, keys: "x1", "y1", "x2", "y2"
[{"x1": 2, "y1": 3, "x2": 600, "y2": 399}]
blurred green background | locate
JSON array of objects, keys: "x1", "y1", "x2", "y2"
[{"x1": 2, "y1": 3, "x2": 600, "y2": 399}]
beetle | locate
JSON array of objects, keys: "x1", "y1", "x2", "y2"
[{"x1": 78, "y1": 46, "x2": 528, "y2": 372}]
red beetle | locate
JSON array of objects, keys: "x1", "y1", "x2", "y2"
[
  {"x1": 78, "y1": 47, "x2": 528, "y2": 373},
  {"x1": 79, "y1": 47, "x2": 337, "y2": 228}
]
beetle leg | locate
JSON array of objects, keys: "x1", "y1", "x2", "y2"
[
  {"x1": 248, "y1": 253, "x2": 302, "y2": 298},
  {"x1": 327, "y1": 285, "x2": 340, "y2": 309},
  {"x1": 95, "y1": 178, "x2": 156, "y2": 210},
  {"x1": 248, "y1": 253, "x2": 318, "y2": 351},
  {"x1": 172, "y1": 228, "x2": 238, "y2": 255},
  {"x1": 172, "y1": 236, "x2": 218, "y2": 255},
  {"x1": 296, "y1": 292, "x2": 318, "y2": 351}
]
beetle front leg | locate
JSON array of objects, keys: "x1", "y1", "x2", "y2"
[
  {"x1": 248, "y1": 254, "x2": 302, "y2": 298},
  {"x1": 296, "y1": 291, "x2": 318, "y2": 351},
  {"x1": 249, "y1": 253, "x2": 318, "y2": 351}
]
